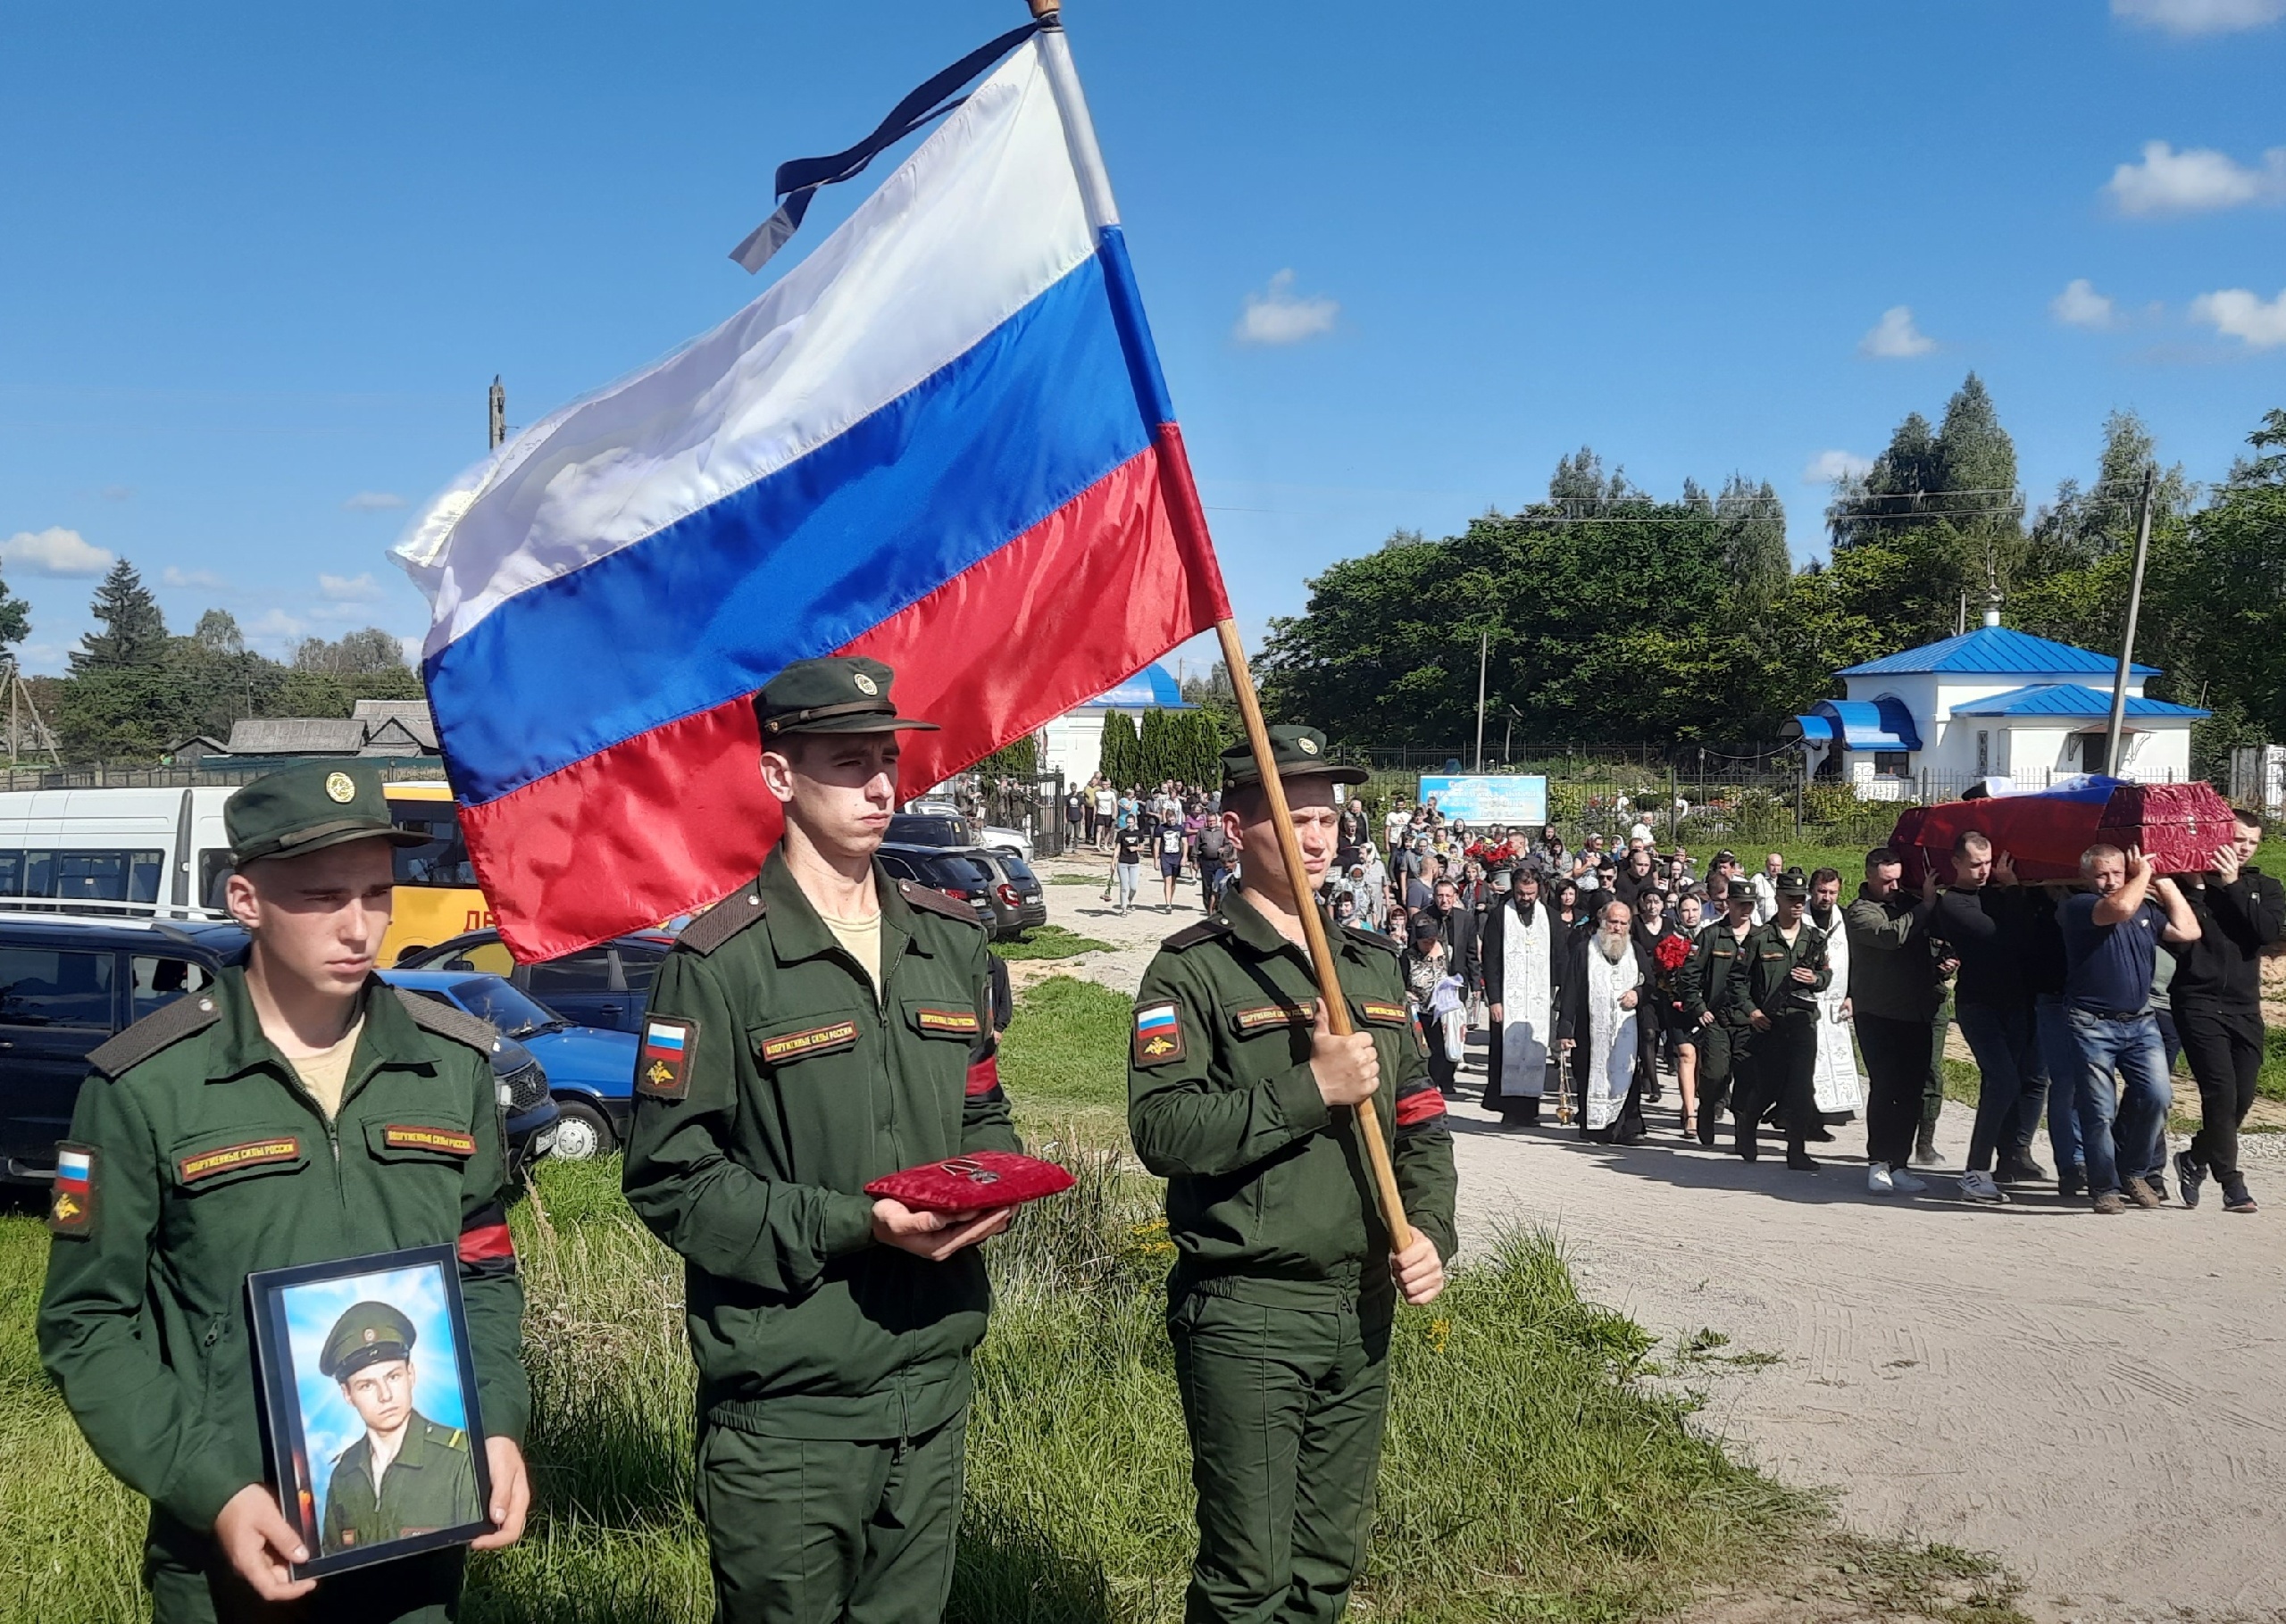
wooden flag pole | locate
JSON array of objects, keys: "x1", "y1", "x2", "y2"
[
  {"x1": 1025, "y1": 0, "x2": 1412, "y2": 1255},
  {"x1": 1213, "y1": 619, "x2": 1415, "y2": 1255}
]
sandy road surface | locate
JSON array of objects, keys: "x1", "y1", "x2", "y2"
[{"x1": 1031, "y1": 860, "x2": 2286, "y2": 1622}]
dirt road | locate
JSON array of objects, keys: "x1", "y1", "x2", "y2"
[{"x1": 1032, "y1": 862, "x2": 2286, "y2": 1623}]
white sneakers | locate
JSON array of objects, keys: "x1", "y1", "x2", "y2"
[
  {"x1": 1868, "y1": 1162, "x2": 1931, "y2": 1195},
  {"x1": 1958, "y1": 1170, "x2": 2009, "y2": 1204}
]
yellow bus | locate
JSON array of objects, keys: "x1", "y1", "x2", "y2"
[{"x1": 381, "y1": 781, "x2": 494, "y2": 966}]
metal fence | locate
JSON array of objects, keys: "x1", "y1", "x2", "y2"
[{"x1": 0, "y1": 756, "x2": 446, "y2": 794}]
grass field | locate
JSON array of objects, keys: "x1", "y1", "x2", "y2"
[
  {"x1": 990, "y1": 924, "x2": 1114, "y2": 962},
  {"x1": 0, "y1": 977, "x2": 2023, "y2": 1622}
]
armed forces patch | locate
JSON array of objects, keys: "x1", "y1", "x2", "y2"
[
  {"x1": 638, "y1": 1017, "x2": 697, "y2": 1099},
  {"x1": 1133, "y1": 1001, "x2": 1185, "y2": 1066},
  {"x1": 48, "y1": 1143, "x2": 96, "y2": 1237}
]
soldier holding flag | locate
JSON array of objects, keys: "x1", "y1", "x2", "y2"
[{"x1": 1129, "y1": 727, "x2": 1457, "y2": 1624}]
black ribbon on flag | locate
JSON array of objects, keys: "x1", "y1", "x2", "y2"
[{"x1": 729, "y1": 21, "x2": 1043, "y2": 274}]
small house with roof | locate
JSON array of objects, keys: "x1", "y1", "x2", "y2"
[
  {"x1": 1039, "y1": 662, "x2": 1191, "y2": 787},
  {"x1": 1782, "y1": 607, "x2": 2207, "y2": 795}
]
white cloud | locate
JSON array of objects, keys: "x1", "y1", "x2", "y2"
[
  {"x1": 2106, "y1": 140, "x2": 2286, "y2": 215},
  {"x1": 2051, "y1": 278, "x2": 2122, "y2": 329},
  {"x1": 244, "y1": 609, "x2": 308, "y2": 649},
  {"x1": 1802, "y1": 450, "x2": 1873, "y2": 486},
  {"x1": 1, "y1": 527, "x2": 113, "y2": 578},
  {"x1": 319, "y1": 571, "x2": 383, "y2": 602},
  {"x1": 99, "y1": 485, "x2": 132, "y2": 503},
  {"x1": 397, "y1": 633, "x2": 425, "y2": 666},
  {"x1": 2190, "y1": 287, "x2": 2286, "y2": 347},
  {"x1": 342, "y1": 491, "x2": 407, "y2": 512},
  {"x1": 161, "y1": 566, "x2": 227, "y2": 590},
  {"x1": 2112, "y1": 0, "x2": 2286, "y2": 34},
  {"x1": 1233, "y1": 270, "x2": 1339, "y2": 346},
  {"x1": 1859, "y1": 305, "x2": 1936, "y2": 358}
]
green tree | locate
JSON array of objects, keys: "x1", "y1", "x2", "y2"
[
  {"x1": 1716, "y1": 473, "x2": 1790, "y2": 612},
  {"x1": 0, "y1": 566, "x2": 29, "y2": 654},
  {"x1": 294, "y1": 626, "x2": 409, "y2": 675},
  {"x1": 1099, "y1": 710, "x2": 1139, "y2": 787},
  {"x1": 69, "y1": 560, "x2": 168, "y2": 672},
  {"x1": 193, "y1": 608, "x2": 245, "y2": 654}
]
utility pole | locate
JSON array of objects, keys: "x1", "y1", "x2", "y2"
[
  {"x1": 2102, "y1": 465, "x2": 2157, "y2": 779},
  {"x1": 488, "y1": 376, "x2": 506, "y2": 451},
  {"x1": 1473, "y1": 631, "x2": 1489, "y2": 772}
]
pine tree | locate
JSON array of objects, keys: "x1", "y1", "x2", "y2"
[
  {"x1": 69, "y1": 560, "x2": 168, "y2": 673},
  {"x1": 1717, "y1": 473, "x2": 1790, "y2": 609}
]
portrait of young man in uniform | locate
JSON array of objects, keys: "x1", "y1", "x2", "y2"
[{"x1": 316, "y1": 1301, "x2": 482, "y2": 1557}]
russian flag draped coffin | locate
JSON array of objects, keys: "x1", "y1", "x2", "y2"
[{"x1": 396, "y1": 41, "x2": 1230, "y2": 959}]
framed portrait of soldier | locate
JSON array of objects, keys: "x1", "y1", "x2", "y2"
[{"x1": 246, "y1": 1244, "x2": 493, "y2": 1578}]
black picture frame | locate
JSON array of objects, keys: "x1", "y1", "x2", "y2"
[{"x1": 246, "y1": 1243, "x2": 492, "y2": 1581}]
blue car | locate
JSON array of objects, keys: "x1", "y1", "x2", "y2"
[{"x1": 380, "y1": 970, "x2": 638, "y2": 1162}]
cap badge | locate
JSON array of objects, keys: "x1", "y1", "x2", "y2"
[
  {"x1": 324, "y1": 771, "x2": 356, "y2": 804},
  {"x1": 853, "y1": 671, "x2": 880, "y2": 696},
  {"x1": 363, "y1": 1328, "x2": 377, "y2": 1344},
  {"x1": 1297, "y1": 737, "x2": 1319, "y2": 755}
]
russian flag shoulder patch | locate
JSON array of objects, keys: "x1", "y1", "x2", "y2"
[
  {"x1": 1133, "y1": 1001, "x2": 1185, "y2": 1067},
  {"x1": 49, "y1": 1142, "x2": 96, "y2": 1237},
  {"x1": 638, "y1": 1017, "x2": 698, "y2": 1099}
]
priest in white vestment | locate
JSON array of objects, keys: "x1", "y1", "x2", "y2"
[
  {"x1": 1558, "y1": 896, "x2": 1650, "y2": 1143},
  {"x1": 1481, "y1": 869, "x2": 1564, "y2": 1125},
  {"x1": 1806, "y1": 869, "x2": 1865, "y2": 1120}
]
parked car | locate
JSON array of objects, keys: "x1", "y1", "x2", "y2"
[
  {"x1": 986, "y1": 850, "x2": 1049, "y2": 934},
  {"x1": 380, "y1": 970, "x2": 638, "y2": 1162},
  {"x1": 875, "y1": 844, "x2": 1000, "y2": 933},
  {"x1": 893, "y1": 807, "x2": 1034, "y2": 862},
  {"x1": 0, "y1": 913, "x2": 558, "y2": 1185},
  {"x1": 397, "y1": 929, "x2": 674, "y2": 1035}
]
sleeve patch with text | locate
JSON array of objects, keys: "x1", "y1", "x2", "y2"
[
  {"x1": 1133, "y1": 1001, "x2": 1186, "y2": 1066},
  {"x1": 915, "y1": 1007, "x2": 980, "y2": 1037}
]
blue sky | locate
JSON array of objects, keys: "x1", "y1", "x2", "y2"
[{"x1": 3, "y1": 0, "x2": 2282, "y2": 679}]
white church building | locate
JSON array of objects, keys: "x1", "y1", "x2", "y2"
[{"x1": 1784, "y1": 608, "x2": 2207, "y2": 796}]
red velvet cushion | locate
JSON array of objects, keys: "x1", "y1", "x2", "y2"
[{"x1": 864, "y1": 1150, "x2": 1075, "y2": 1213}]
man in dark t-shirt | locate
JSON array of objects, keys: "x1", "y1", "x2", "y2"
[{"x1": 2057, "y1": 844, "x2": 2199, "y2": 1214}]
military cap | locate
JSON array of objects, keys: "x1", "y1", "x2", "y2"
[
  {"x1": 320, "y1": 1300, "x2": 417, "y2": 1381},
  {"x1": 754, "y1": 655, "x2": 939, "y2": 739},
  {"x1": 1219, "y1": 725, "x2": 1339, "y2": 791},
  {"x1": 1774, "y1": 866, "x2": 1811, "y2": 897},
  {"x1": 226, "y1": 763, "x2": 427, "y2": 866},
  {"x1": 1724, "y1": 879, "x2": 1756, "y2": 903}
]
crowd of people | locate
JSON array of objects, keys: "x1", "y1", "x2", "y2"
[{"x1": 1080, "y1": 779, "x2": 2283, "y2": 1213}]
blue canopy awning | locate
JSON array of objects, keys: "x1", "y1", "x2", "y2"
[{"x1": 1782, "y1": 697, "x2": 1922, "y2": 753}]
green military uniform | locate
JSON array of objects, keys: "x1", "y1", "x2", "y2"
[
  {"x1": 620, "y1": 656, "x2": 1017, "y2": 1624},
  {"x1": 316, "y1": 1303, "x2": 482, "y2": 1556},
  {"x1": 1731, "y1": 872, "x2": 1832, "y2": 1163},
  {"x1": 1128, "y1": 728, "x2": 1458, "y2": 1624},
  {"x1": 37, "y1": 764, "x2": 526, "y2": 1624},
  {"x1": 1679, "y1": 881, "x2": 1759, "y2": 1148}
]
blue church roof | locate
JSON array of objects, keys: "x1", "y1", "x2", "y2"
[
  {"x1": 1948, "y1": 683, "x2": 2208, "y2": 720},
  {"x1": 1838, "y1": 625, "x2": 2156, "y2": 679},
  {"x1": 1082, "y1": 662, "x2": 1190, "y2": 710}
]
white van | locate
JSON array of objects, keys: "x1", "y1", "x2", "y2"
[{"x1": 0, "y1": 787, "x2": 237, "y2": 918}]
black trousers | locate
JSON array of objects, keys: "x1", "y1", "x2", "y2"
[
  {"x1": 1736, "y1": 1019, "x2": 1816, "y2": 1158},
  {"x1": 2177, "y1": 1000, "x2": 2265, "y2": 1185},
  {"x1": 1856, "y1": 1012, "x2": 1933, "y2": 1169}
]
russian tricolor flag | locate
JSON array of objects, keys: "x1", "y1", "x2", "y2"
[{"x1": 397, "y1": 32, "x2": 1230, "y2": 959}]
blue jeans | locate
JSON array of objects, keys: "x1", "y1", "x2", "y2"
[
  {"x1": 1956, "y1": 1002, "x2": 2040, "y2": 1174},
  {"x1": 2068, "y1": 1008, "x2": 2173, "y2": 1197},
  {"x1": 2034, "y1": 994, "x2": 2084, "y2": 1175}
]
